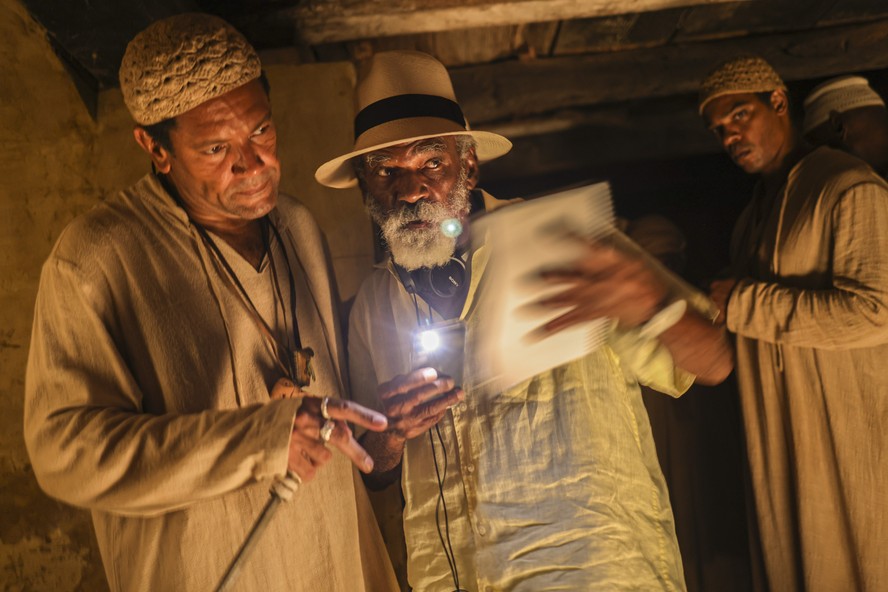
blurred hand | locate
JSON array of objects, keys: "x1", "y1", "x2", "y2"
[
  {"x1": 377, "y1": 368, "x2": 464, "y2": 444},
  {"x1": 270, "y1": 378, "x2": 388, "y2": 482},
  {"x1": 709, "y1": 278, "x2": 739, "y2": 325},
  {"x1": 537, "y1": 239, "x2": 668, "y2": 332}
]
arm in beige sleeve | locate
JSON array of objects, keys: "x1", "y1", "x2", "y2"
[
  {"x1": 347, "y1": 294, "x2": 405, "y2": 490},
  {"x1": 24, "y1": 258, "x2": 300, "y2": 517},
  {"x1": 727, "y1": 183, "x2": 888, "y2": 349},
  {"x1": 658, "y1": 310, "x2": 733, "y2": 385}
]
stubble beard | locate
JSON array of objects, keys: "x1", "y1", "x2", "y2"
[
  {"x1": 225, "y1": 172, "x2": 280, "y2": 220},
  {"x1": 364, "y1": 164, "x2": 471, "y2": 271}
]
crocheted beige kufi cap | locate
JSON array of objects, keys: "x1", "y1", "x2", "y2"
[
  {"x1": 802, "y1": 75, "x2": 886, "y2": 134},
  {"x1": 119, "y1": 13, "x2": 261, "y2": 126},
  {"x1": 698, "y1": 56, "x2": 786, "y2": 115},
  {"x1": 315, "y1": 50, "x2": 512, "y2": 189}
]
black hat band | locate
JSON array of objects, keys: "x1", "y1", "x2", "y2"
[{"x1": 354, "y1": 94, "x2": 466, "y2": 139}]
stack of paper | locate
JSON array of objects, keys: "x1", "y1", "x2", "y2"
[{"x1": 471, "y1": 182, "x2": 615, "y2": 392}]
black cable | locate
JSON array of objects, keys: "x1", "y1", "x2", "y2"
[
  {"x1": 435, "y1": 424, "x2": 461, "y2": 590},
  {"x1": 429, "y1": 427, "x2": 460, "y2": 592},
  {"x1": 410, "y1": 290, "x2": 424, "y2": 327},
  {"x1": 402, "y1": 265, "x2": 464, "y2": 591}
]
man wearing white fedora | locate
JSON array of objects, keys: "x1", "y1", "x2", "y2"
[{"x1": 316, "y1": 50, "x2": 732, "y2": 591}]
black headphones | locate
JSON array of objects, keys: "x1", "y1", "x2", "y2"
[{"x1": 394, "y1": 254, "x2": 467, "y2": 300}]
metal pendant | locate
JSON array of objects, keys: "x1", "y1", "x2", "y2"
[{"x1": 293, "y1": 347, "x2": 315, "y2": 388}]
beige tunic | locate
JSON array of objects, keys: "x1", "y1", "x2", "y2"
[
  {"x1": 24, "y1": 174, "x2": 398, "y2": 592},
  {"x1": 349, "y1": 192, "x2": 716, "y2": 591},
  {"x1": 726, "y1": 147, "x2": 888, "y2": 592}
]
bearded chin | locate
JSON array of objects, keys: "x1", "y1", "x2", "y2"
[{"x1": 365, "y1": 165, "x2": 471, "y2": 272}]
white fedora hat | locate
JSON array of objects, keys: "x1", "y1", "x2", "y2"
[{"x1": 315, "y1": 50, "x2": 512, "y2": 189}]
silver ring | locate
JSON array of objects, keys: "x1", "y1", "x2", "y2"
[
  {"x1": 320, "y1": 419, "x2": 335, "y2": 443},
  {"x1": 320, "y1": 396, "x2": 332, "y2": 420}
]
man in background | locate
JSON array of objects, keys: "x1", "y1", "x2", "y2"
[
  {"x1": 317, "y1": 49, "x2": 732, "y2": 591},
  {"x1": 24, "y1": 13, "x2": 396, "y2": 592},
  {"x1": 701, "y1": 55, "x2": 888, "y2": 591},
  {"x1": 802, "y1": 74, "x2": 888, "y2": 178}
]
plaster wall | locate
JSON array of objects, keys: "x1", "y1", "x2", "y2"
[{"x1": 0, "y1": 1, "x2": 371, "y2": 588}]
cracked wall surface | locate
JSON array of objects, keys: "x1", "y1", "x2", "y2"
[
  {"x1": 0, "y1": 1, "x2": 370, "y2": 588},
  {"x1": 1, "y1": 0, "x2": 115, "y2": 589}
]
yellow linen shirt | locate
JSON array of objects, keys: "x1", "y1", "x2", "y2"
[{"x1": 349, "y1": 195, "x2": 708, "y2": 591}]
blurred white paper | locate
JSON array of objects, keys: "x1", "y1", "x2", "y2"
[{"x1": 472, "y1": 182, "x2": 615, "y2": 392}]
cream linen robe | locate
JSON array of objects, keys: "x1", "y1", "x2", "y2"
[
  {"x1": 349, "y1": 192, "x2": 717, "y2": 591},
  {"x1": 726, "y1": 147, "x2": 888, "y2": 592},
  {"x1": 24, "y1": 174, "x2": 398, "y2": 592}
]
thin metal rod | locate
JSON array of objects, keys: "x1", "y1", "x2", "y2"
[
  {"x1": 215, "y1": 473, "x2": 300, "y2": 592},
  {"x1": 215, "y1": 494, "x2": 282, "y2": 592}
]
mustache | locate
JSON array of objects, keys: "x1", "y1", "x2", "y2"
[
  {"x1": 728, "y1": 143, "x2": 752, "y2": 159},
  {"x1": 393, "y1": 200, "x2": 447, "y2": 225},
  {"x1": 232, "y1": 174, "x2": 275, "y2": 193}
]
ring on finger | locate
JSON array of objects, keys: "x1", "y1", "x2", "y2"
[
  {"x1": 319, "y1": 419, "x2": 336, "y2": 443},
  {"x1": 321, "y1": 396, "x2": 332, "y2": 420}
]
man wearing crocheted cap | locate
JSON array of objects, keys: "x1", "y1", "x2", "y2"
[
  {"x1": 802, "y1": 75, "x2": 888, "y2": 178},
  {"x1": 700, "y1": 55, "x2": 888, "y2": 591},
  {"x1": 24, "y1": 13, "x2": 397, "y2": 592}
]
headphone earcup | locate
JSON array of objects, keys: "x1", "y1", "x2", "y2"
[{"x1": 414, "y1": 257, "x2": 466, "y2": 299}]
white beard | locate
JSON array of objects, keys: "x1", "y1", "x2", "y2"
[{"x1": 364, "y1": 165, "x2": 470, "y2": 271}]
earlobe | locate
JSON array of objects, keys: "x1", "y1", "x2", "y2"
[{"x1": 133, "y1": 127, "x2": 172, "y2": 174}]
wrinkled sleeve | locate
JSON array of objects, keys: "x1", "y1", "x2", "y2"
[
  {"x1": 347, "y1": 290, "x2": 385, "y2": 438},
  {"x1": 608, "y1": 324, "x2": 695, "y2": 398},
  {"x1": 24, "y1": 256, "x2": 300, "y2": 517},
  {"x1": 727, "y1": 183, "x2": 888, "y2": 349}
]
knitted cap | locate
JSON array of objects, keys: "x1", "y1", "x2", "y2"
[
  {"x1": 698, "y1": 56, "x2": 786, "y2": 115},
  {"x1": 119, "y1": 13, "x2": 261, "y2": 125},
  {"x1": 802, "y1": 75, "x2": 886, "y2": 134}
]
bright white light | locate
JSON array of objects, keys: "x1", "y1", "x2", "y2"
[
  {"x1": 418, "y1": 330, "x2": 441, "y2": 353},
  {"x1": 440, "y1": 218, "x2": 463, "y2": 238}
]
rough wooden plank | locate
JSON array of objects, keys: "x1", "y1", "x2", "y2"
[
  {"x1": 265, "y1": 0, "x2": 753, "y2": 44},
  {"x1": 521, "y1": 21, "x2": 561, "y2": 58},
  {"x1": 554, "y1": 15, "x2": 639, "y2": 54},
  {"x1": 477, "y1": 95, "x2": 718, "y2": 179},
  {"x1": 451, "y1": 18, "x2": 888, "y2": 124},
  {"x1": 818, "y1": 0, "x2": 888, "y2": 26},
  {"x1": 344, "y1": 26, "x2": 519, "y2": 67},
  {"x1": 675, "y1": 0, "x2": 835, "y2": 41},
  {"x1": 331, "y1": 21, "x2": 559, "y2": 67},
  {"x1": 554, "y1": 8, "x2": 687, "y2": 54}
]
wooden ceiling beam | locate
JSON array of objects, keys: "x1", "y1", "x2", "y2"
[
  {"x1": 451, "y1": 17, "x2": 888, "y2": 124},
  {"x1": 275, "y1": 0, "x2": 751, "y2": 44},
  {"x1": 477, "y1": 97, "x2": 718, "y2": 181}
]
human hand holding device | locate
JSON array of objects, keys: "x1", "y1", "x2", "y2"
[{"x1": 376, "y1": 368, "x2": 463, "y2": 444}]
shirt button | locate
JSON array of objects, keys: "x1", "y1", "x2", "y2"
[
  {"x1": 458, "y1": 402, "x2": 467, "y2": 412},
  {"x1": 477, "y1": 524, "x2": 487, "y2": 536},
  {"x1": 465, "y1": 463, "x2": 475, "y2": 473}
]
